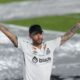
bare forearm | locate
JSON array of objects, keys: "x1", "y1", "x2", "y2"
[
  {"x1": 0, "y1": 24, "x2": 18, "y2": 47},
  {"x1": 61, "y1": 23, "x2": 80, "y2": 45}
]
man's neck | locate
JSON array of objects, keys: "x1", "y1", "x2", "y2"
[{"x1": 32, "y1": 43, "x2": 42, "y2": 49}]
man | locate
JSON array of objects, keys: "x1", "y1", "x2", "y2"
[{"x1": 0, "y1": 23, "x2": 80, "y2": 80}]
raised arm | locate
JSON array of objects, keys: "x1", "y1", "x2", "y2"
[
  {"x1": 60, "y1": 23, "x2": 80, "y2": 45},
  {"x1": 0, "y1": 23, "x2": 18, "y2": 47}
]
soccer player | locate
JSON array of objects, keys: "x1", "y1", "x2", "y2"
[{"x1": 0, "y1": 23, "x2": 80, "y2": 80}]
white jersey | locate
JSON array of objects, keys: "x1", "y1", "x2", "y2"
[{"x1": 18, "y1": 37, "x2": 61, "y2": 80}]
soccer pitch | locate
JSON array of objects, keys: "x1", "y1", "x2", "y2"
[
  {"x1": 0, "y1": 0, "x2": 80, "y2": 80},
  {"x1": 2, "y1": 13, "x2": 80, "y2": 32},
  {"x1": 0, "y1": 0, "x2": 29, "y2": 3}
]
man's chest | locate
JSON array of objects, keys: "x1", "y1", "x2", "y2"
[{"x1": 23, "y1": 45, "x2": 53, "y2": 65}]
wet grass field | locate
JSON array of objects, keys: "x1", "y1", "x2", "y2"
[
  {"x1": 0, "y1": 0, "x2": 30, "y2": 4},
  {"x1": 2, "y1": 14, "x2": 80, "y2": 32}
]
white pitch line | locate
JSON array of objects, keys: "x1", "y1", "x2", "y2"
[
  {"x1": 5, "y1": 24, "x2": 80, "y2": 37},
  {"x1": 5, "y1": 24, "x2": 64, "y2": 34}
]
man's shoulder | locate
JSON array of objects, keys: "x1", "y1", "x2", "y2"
[{"x1": 45, "y1": 37, "x2": 61, "y2": 45}]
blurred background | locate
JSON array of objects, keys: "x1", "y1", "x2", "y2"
[{"x1": 0, "y1": 0, "x2": 80, "y2": 80}]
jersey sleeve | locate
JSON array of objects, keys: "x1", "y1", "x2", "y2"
[
  {"x1": 18, "y1": 37, "x2": 29, "y2": 49},
  {"x1": 46, "y1": 37, "x2": 61, "y2": 50}
]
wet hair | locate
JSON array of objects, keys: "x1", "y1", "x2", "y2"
[{"x1": 29, "y1": 24, "x2": 43, "y2": 35}]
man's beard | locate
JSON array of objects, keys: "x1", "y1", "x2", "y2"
[{"x1": 33, "y1": 39, "x2": 43, "y2": 46}]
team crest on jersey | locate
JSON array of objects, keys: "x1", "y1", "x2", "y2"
[
  {"x1": 46, "y1": 48, "x2": 50, "y2": 55},
  {"x1": 32, "y1": 56, "x2": 38, "y2": 63}
]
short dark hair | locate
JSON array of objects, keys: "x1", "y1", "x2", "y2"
[{"x1": 29, "y1": 24, "x2": 43, "y2": 35}]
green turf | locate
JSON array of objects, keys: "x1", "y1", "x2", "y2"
[
  {"x1": 2, "y1": 13, "x2": 80, "y2": 32},
  {"x1": 0, "y1": 0, "x2": 26, "y2": 3}
]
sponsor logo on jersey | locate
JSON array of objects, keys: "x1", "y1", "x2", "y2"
[
  {"x1": 39, "y1": 57, "x2": 51, "y2": 63},
  {"x1": 32, "y1": 56, "x2": 38, "y2": 63},
  {"x1": 32, "y1": 56, "x2": 51, "y2": 63}
]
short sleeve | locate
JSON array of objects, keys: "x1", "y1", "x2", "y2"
[
  {"x1": 46, "y1": 37, "x2": 61, "y2": 50},
  {"x1": 18, "y1": 37, "x2": 29, "y2": 49}
]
